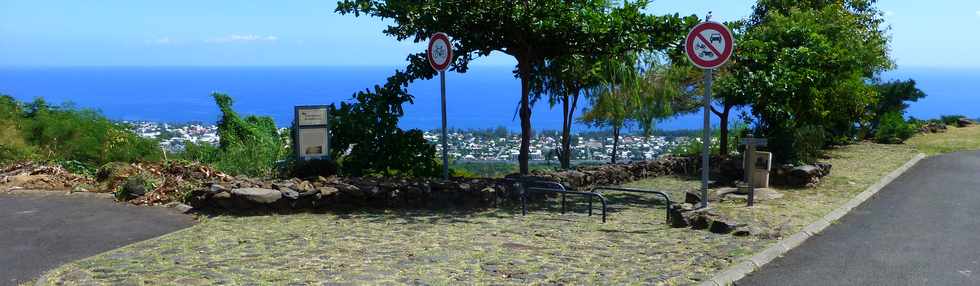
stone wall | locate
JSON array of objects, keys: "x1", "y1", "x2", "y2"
[
  {"x1": 186, "y1": 154, "x2": 831, "y2": 213},
  {"x1": 187, "y1": 176, "x2": 522, "y2": 212}
]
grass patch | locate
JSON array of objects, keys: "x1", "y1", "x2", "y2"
[
  {"x1": 906, "y1": 125, "x2": 980, "y2": 155},
  {"x1": 40, "y1": 141, "x2": 920, "y2": 285}
]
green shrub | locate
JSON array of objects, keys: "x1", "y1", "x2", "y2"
[
  {"x1": 329, "y1": 76, "x2": 441, "y2": 178},
  {"x1": 874, "y1": 112, "x2": 917, "y2": 144},
  {"x1": 764, "y1": 123, "x2": 826, "y2": 165},
  {"x1": 283, "y1": 158, "x2": 338, "y2": 179},
  {"x1": 0, "y1": 95, "x2": 161, "y2": 166},
  {"x1": 175, "y1": 93, "x2": 289, "y2": 178},
  {"x1": 666, "y1": 123, "x2": 745, "y2": 157},
  {"x1": 940, "y1": 115, "x2": 967, "y2": 126}
]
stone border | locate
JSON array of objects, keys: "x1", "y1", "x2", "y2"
[{"x1": 699, "y1": 153, "x2": 926, "y2": 286}]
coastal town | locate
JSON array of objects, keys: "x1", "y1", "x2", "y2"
[{"x1": 128, "y1": 121, "x2": 690, "y2": 162}]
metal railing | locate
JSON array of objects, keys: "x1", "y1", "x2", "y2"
[
  {"x1": 525, "y1": 187, "x2": 608, "y2": 223},
  {"x1": 505, "y1": 178, "x2": 608, "y2": 223},
  {"x1": 590, "y1": 187, "x2": 672, "y2": 224}
]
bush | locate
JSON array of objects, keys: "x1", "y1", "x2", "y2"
[
  {"x1": 874, "y1": 112, "x2": 917, "y2": 144},
  {"x1": 329, "y1": 75, "x2": 441, "y2": 178},
  {"x1": 764, "y1": 123, "x2": 826, "y2": 165},
  {"x1": 667, "y1": 123, "x2": 745, "y2": 157},
  {"x1": 0, "y1": 95, "x2": 161, "y2": 167},
  {"x1": 0, "y1": 99, "x2": 33, "y2": 164},
  {"x1": 285, "y1": 158, "x2": 339, "y2": 179},
  {"x1": 940, "y1": 115, "x2": 967, "y2": 126},
  {"x1": 175, "y1": 93, "x2": 289, "y2": 178}
]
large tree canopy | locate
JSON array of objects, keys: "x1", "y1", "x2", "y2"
[
  {"x1": 336, "y1": 0, "x2": 694, "y2": 174},
  {"x1": 725, "y1": 0, "x2": 892, "y2": 163}
]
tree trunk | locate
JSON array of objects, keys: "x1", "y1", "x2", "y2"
[
  {"x1": 611, "y1": 126, "x2": 620, "y2": 164},
  {"x1": 518, "y1": 64, "x2": 532, "y2": 175},
  {"x1": 560, "y1": 89, "x2": 579, "y2": 170},
  {"x1": 719, "y1": 104, "x2": 731, "y2": 156}
]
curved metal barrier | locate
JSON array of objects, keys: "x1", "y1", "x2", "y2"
[
  {"x1": 525, "y1": 187, "x2": 608, "y2": 223},
  {"x1": 590, "y1": 187, "x2": 672, "y2": 224},
  {"x1": 504, "y1": 177, "x2": 607, "y2": 223}
]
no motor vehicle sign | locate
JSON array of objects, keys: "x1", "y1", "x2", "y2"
[{"x1": 686, "y1": 21, "x2": 734, "y2": 69}]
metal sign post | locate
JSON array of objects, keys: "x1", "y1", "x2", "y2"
[
  {"x1": 701, "y1": 69, "x2": 712, "y2": 209},
  {"x1": 686, "y1": 20, "x2": 734, "y2": 209},
  {"x1": 428, "y1": 32, "x2": 453, "y2": 180},
  {"x1": 440, "y1": 70, "x2": 448, "y2": 179}
]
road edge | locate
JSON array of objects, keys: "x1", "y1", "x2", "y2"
[{"x1": 699, "y1": 152, "x2": 927, "y2": 286}]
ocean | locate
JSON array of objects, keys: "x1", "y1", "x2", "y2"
[{"x1": 0, "y1": 66, "x2": 976, "y2": 131}]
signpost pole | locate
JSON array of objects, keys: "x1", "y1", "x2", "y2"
[
  {"x1": 747, "y1": 146, "x2": 755, "y2": 206},
  {"x1": 701, "y1": 69, "x2": 712, "y2": 209},
  {"x1": 440, "y1": 70, "x2": 449, "y2": 180}
]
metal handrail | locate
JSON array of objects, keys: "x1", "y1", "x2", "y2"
[
  {"x1": 591, "y1": 187, "x2": 673, "y2": 224},
  {"x1": 504, "y1": 178, "x2": 570, "y2": 213},
  {"x1": 525, "y1": 187, "x2": 608, "y2": 223}
]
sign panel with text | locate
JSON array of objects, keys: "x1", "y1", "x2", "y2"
[{"x1": 294, "y1": 105, "x2": 330, "y2": 160}]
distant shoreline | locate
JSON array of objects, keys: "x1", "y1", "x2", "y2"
[{"x1": 2, "y1": 66, "x2": 977, "y2": 131}]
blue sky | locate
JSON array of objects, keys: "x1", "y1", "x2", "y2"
[{"x1": 1, "y1": 0, "x2": 978, "y2": 68}]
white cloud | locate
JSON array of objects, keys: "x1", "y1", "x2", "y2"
[
  {"x1": 884, "y1": 10, "x2": 895, "y2": 17},
  {"x1": 206, "y1": 34, "x2": 278, "y2": 44}
]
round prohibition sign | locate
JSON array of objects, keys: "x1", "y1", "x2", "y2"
[
  {"x1": 685, "y1": 21, "x2": 734, "y2": 69},
  {"x1": 427, "y1": 32, "x2": 453, "y2": 71}
]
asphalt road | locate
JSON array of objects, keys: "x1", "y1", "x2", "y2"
[
  {"x1": 740, "y1": 151, "x2": 980, "y2": 286},
  {"x1": 0, "y1": 191, "x2": 194, "y2": 286}
]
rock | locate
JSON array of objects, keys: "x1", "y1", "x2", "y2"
[
  {"x1": 213, "y1": 191, "x2": 231, "y2": 199},
  {"x1": 772, "y1": 164, "x2": 828, "y2": 188},
  {"x1": 690, "y1": 214, "x2": 711, "y2": 230},
  {"x1": 814, "y1": 162, "x2": 832, "y2": 177},
  {"x1": 957, "y1": 118, "x2": 975, "y2": 127},
  {"x1": 172, "y1": 203, "x2": 194, "y2": 214},
  {"x1": 683, "y1": 209, "x2": 718, "y2": 230},
  {"x1": 668, "y1": 207, "x2": 688, "y2": 228},
  {"x1": 122, "y1": 177, "x2": 147, "y2": 198},
  {"x1": 709, "y1": 219, "x2": 738, "y2": 234},
  {"x1": 209, "y1": 184, "x2": 229, "y2": 194},
  {"x1": 318, "y1": 186, "x2": 339, "y2": 197},
  {"x1": 920, "y1": 122, "x2": 947, "y2": 133},
  {"x1": 231, "y1": 188, "x2": 282, "y2": 204},
  {"x1": 280, "y1": 188, "x2": 299, "y2": 200},
  {"x1": 732, "y1": 226, "x2": 760, "y2": 237},
  {"x1": 685, "y1": 190, "x2": 702, "y2": 204},
  {"x1": 272, "y1": 182, "x2": 295, "y2": 191},
  {"x1": 720, "y1": 188, "x2": 784, "y2": 202},
  {"x1": 294, "y1": 181, "x2": 315, "y2": 192}
]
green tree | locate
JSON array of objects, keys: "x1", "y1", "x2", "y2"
[
  {"x1": 329, "y1": 74, "x2": 440, "y2": 177},
  {"x1": 732, "y1": 0, "x2": 891, "y2": 163},
  {"x1": 532, "y1": 54, "x2": 601, "y2": 169},
  {"x1": 866, "y1": 79, "x2": 926, "y2": 135},
  {"x1": 579, "y1": 54, "x2": 644, "y2": 163},
  {"x1": 632, "y1": 55, "x2": 689, "y2": 137},
  {"x1": 336, "y1": 0, "x2": 692, "y2": 174}
]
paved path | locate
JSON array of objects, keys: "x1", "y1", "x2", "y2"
[
  {"x1": 740, "y1": 151, "x2": 980, "y2": 286},
  {"x1": 0, "y1": 191, "x2": 194, "y2": 286}
]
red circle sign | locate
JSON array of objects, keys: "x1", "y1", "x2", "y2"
[
  {"x1": 685, "y1": 22, "x2": 734, "y2": 69},
  {"x1": 427, "y1": 33, "x2": 453, "y2": 72}
]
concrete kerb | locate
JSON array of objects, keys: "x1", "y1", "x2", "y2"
[{"x1": 699, "y1": 153, "x2": 926, "y2": 286}]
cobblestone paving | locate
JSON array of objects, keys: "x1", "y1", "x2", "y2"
[{"x1": 39, "y1": 143, "x2": 917, "y2": 286}]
